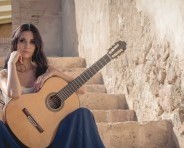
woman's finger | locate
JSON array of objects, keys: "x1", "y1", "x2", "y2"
[
  {"x1": 34, "y1": 75, "x2": 46, "y2": 92},
  {"x1": 19, "y1": 55, "x2": 23, "y2": 64}
]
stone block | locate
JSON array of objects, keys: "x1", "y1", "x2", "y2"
[
  {"x1": 79, "y1": 92, "x2": 127, "y2": 110},
  {"x1": 92, "y1": 109, "x2": 137, "y2": 122},
  {"x1": 98, "y1": 120, "x2": 176, "y2": 148}
]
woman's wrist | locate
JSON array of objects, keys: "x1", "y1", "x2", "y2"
[{"x1": 8, "y1": 60, "x2": 16, "y2": 67}]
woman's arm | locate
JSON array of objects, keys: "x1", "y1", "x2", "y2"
[
  {"x1": 7, "y1": 62, "x2": 22, "y2": 98},
  {"x1": 0, "y1": 51, "x2": 23, "y2": 98},
  {"x1": 34, "y1": 66, "x2": 85, "y2": 94}
]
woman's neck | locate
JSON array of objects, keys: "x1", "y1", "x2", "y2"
[
  {"x1": 22, "y1": 59, "x2": 33, "y2": 70},
  {"x1": 16, "y1": 59, "x2": 35, "y2": 73}
]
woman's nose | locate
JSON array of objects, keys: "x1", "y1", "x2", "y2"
[{"x1": 25, "y1": 42, "x2": 30, "y2": 49}]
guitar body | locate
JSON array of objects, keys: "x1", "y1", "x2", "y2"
[{"x1": 5, "y1": 77, "x2": 80, "y2": 148}]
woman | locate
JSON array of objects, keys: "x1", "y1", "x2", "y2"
[{"x1": 0, "y1": 23, "x2": 104, "y2": 148}]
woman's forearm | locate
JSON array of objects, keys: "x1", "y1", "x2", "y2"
[
  {"x1": 7, "y1": 63, "x2": 22, "y2": 98},
  {"x1": 53, "y1": 70, "x2": 74, "y2": 82}
]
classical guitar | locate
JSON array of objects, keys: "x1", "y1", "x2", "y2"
[{"x1": 5, "y1": 40, "x2": 126, "y2": 148}]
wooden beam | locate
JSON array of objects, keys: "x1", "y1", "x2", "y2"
[
  {"x1": 0, "y1": 15, "x2": 11, "y2": 24},
  {"x1": 0, "y1": 10, "x2": 11, "y2": 17},
  {"x1": 0, "y1": 0, "x2": 11, "y2": 6}
]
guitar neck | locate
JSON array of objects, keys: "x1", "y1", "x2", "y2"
[{"x1": 57, "y1": 53, "x2": 112, "y2": 100}]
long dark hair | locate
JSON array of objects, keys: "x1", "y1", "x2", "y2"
[{"x1": 4, "y1": 23, "x2": 48, "y2": 78}]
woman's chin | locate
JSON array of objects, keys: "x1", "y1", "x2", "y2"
[{"x1": 22, "y1": 55, "x2": 32, "y2": 59}]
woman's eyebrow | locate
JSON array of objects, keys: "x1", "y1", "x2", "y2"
[{"x1": 19, "y1": 37, "x2": 25, "y2": 40}]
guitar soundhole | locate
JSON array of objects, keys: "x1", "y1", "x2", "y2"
[{"x1": 46, "y1": 93, "x2": 64, "y2": 111}]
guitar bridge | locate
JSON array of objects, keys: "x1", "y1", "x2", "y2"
[{"x1": 22, "y1": 108, "x2": 44, "y2": 133}]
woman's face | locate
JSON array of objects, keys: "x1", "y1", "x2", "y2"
[{"x1": 17, "y1": 31, "x2": 36, "y2": 59}]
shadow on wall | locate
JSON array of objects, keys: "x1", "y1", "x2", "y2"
[
  {"x1": 172, "y1": 129, "x2": 180, "y2": 148},
  {"x1": 61, "y1": 0, "x2": 79, "y2": 57}
]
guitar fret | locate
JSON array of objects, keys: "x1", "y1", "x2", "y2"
[
  {"x1": 104, "y1": 54, "x2": 111, "y2": 63},
  {"x1": 76, "y1": 76, "x2": 85, "y2": 85},
  {"x1": 94, "y1": 64, "x2": 99, "y2": 71},
  {"x1": 84, "y1": 70, "x2": 91, "y2": 79},
  {"x1": 107, "y1": 53, "x2": 112, "y2": 60},
  {"x1": 90, "y1": 66, "x2": 96, "y2": 74},
  {"x1": 71, "y1": 81, "x2": 80, "y2": 88},
  {"x1": 81, "y1": 73, "x2": 88, "y2": 81},
  {"x1": 56, "y1": 94, "x2": 64, "y2": 102},
  {"x1": 98, "y1": 60, "x2": 104, "y2": 68},
  {"x1": 100, "y1": 56, "x2": 106, "y2": 65},
  {"x1": 103, "y1": 55, "x2": 111, "y2": 65},
  {"x1": 88, "y1": 69, "x2": 93, "y2": 77},
  {"x1": 57, "y1": 90, "x2": 67, "y2": 100},
  {"x1": 61, "y1": 89, "x2": 70, "y2": 99},
  {"x1": 94, "y1": 63, "x2": 101, "y2": 70},
  {"x1": 63, "y1": 88, "x2": 70, "y2": 96},
  {"x1": 69, "y1": 82, "x2": 79, "y2": 92},
  {"x1": 57, "y1": 54, "x2": 114, "y2": 100}
]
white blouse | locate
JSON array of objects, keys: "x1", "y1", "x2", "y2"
[{"x1": 0, "y1": 87, "x2": 34, "y2": 109}]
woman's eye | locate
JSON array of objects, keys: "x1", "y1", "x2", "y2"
[
  {"x1": 19, "y1": 39, "x2": 25, "y2": 43},
  {"x1": 31, "y1": 40, "x2": 36, "y2": 44}
]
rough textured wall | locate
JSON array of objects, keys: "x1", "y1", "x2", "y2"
[
  {"x1": 0, "y1": 23, "x2": 12, "y2": 38},
  {"x1": 74, "y1": 0, "x2": 184, "y2": 147},
  {"x1": 105, "y1": 0, "x2": 183, "y2": 147},
  {"x1": 74, "y1": 0, "x2": 110, "y2": 65},
  {"x1": 61, "y1": 0, "x2": 79, "y2": 56},
  {"x1": 0, "y1": 23, "x2": 12, "y2": 56}
]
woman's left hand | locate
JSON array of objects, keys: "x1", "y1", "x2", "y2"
[
  {"x1": 33, "y1": 68, "x2": 54, "y2": 92},
  {"x1": 33, "y1": 66, "x2": 86, "y2": 94}
]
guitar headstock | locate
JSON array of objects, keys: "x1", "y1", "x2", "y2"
[{"x1": 107, "y1": 40, "x2": 126, "y2": 59}]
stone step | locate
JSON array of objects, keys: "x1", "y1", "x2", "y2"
[
  {"x1": 79, "y1": 92, "x2": 128, "y2": 110},
  {"x1": 97, "y1": 120, "x2": 175, "y2": 148},
  {"x1": 48, "y1": 57, "x2": 86, "y2": 68},
  {"x1": 84, "y1": 84, "x2": 107, "y2": 93},
  {"x1": 92, "y1": 109, "x2": 136, "y2": 123},
  {"x1": 62, "y1": 68, "x2": 104, "y2": 85}
]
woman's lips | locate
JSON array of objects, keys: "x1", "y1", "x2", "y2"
[{"x1": 22, "y1": 51, "x2": 30, "y2": 53}]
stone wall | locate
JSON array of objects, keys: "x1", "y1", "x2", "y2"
[
  {"x1": 0, "y1": 23, "x2": 12, "y2": 38},
  {"x1": 74, "y1": 0, "x2": 110, "y2": 64},
  {"x1": 0, "y1": 23, "x2": 12, "y2": 57}
]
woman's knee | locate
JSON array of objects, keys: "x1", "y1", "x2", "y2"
[{"x1": 74, "y1": 107, "x2": 92, "y2": 115}]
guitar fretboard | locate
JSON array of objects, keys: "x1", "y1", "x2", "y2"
[{"x1": 56, "y1": 53, "x2": 112, "y2": 102}]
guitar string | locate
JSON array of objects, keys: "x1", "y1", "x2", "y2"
[
  {"x1": 49, "y1": 54, "x2": 111, "y2": 108},
  {"x1": 48, "y1": 54, "x2": 111, "y2": 109},
  {"x1": 48, "y1": 54, "x2": 111, "y2": 108}
]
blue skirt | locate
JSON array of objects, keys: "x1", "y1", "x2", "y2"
[{"x1": 0, "y1": 108, "x2": 105, "y2": 148}]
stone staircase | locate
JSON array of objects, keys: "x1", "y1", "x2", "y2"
[
  {"x1": 48, "y1": 57, "x2": 176, "y2": 148},
  {"x1": 0, "y1": 57, "x2": 177, "y2": 148}
]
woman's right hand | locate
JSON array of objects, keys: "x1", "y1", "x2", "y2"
[{"x1": 8, "y1": 51, "x2": 23, "y2": 65}]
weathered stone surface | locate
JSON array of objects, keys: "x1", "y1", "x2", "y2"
[
  {"x1": 92, "y1": 109, "x2": 136, "y2": 122},
  {"x1": 48, "y1": 57, "x2": 86, "y2": 69},
  {"x1": 84, "y1": 84, "x2": 107, "y2": 93},
  {"x1": 98, "y1": 120, "x2": 176, "y2": 148},
  {"x1": 79, "y1": 92, "x2": 127, "y2": 110}
]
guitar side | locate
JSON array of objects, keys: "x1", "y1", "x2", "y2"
[{"x1": 5, "y1": 77, "x2": 80, "y2": 148}]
